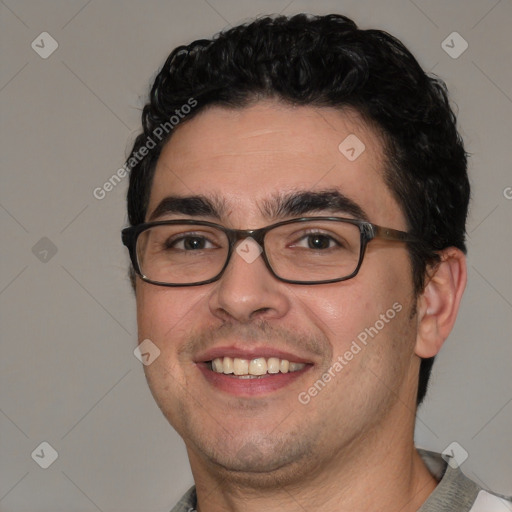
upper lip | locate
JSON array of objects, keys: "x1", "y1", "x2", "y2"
[{"x1": 195, "y1": 345, "x2": 315, "y2": 364}]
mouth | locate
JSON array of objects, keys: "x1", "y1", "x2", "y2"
[{"x1": 196, "y1": 350, "x2": 313, "y2": 396}]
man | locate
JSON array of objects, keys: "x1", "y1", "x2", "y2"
[{"x1": 122, "y1": 14, "x2": 511, "y2": 512}]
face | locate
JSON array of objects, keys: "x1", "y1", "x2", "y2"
[{"x1": 136, "y1": 101, "x2": 421, "y2": 484}]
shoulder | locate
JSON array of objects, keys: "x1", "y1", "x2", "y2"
[
  {"x1": 169, "y1": 485, "x2": 197, "y2": 512},
  {"x1": 418, "y1": 448, "x2": 512, "y2": 512}
]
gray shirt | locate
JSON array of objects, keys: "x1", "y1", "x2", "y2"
[{"x1": 170, "y1": 449, "x2": 511, "y2": 511}]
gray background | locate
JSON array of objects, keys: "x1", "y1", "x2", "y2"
[{"x1": 1, "y1": 1, "x2": 511, "y2": 510}]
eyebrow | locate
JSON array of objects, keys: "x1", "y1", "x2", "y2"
[
  {"x1": 147, "y1": 189, "x2": 369, "y2": 223},
  {"x1": 261, "y1": 190, "x2": 369, "y2": 222},
  {"x1": 147, "y1": 195, "x2": 227, "y2": 221}
]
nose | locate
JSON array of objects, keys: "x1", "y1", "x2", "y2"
[{"x1": 208, "y1": 239, "x2": 291, "y2": 323}]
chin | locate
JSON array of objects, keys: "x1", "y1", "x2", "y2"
[{"x1": 188, "y1": 430, "x2": 320, "y2": 487}]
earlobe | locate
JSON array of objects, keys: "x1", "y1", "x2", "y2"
[{"x1": 415, "y1": 248, "x2": 467, "y2": 358}]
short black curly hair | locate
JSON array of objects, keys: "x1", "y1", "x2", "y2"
[{"x1": 125, "y1": 13, "x2": 470, "y2": 407}]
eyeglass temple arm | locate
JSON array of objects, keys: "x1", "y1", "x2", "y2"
[{"x1": 370, "y1": 224, "x2": 421, "y2": 244}]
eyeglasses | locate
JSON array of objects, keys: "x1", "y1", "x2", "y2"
[{"x1": 121, "y1": 217, "x2": 423, "y2": 287}]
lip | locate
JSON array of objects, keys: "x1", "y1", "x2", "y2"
[
  {"x1": 197, "y1": 361, "x2": 313, "y2": 396},
  {"x1": 194, "y1": 345, "x2": 315, "y2": 397}
]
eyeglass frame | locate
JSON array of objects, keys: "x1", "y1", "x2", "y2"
[{"x1": 121, "y1": 216, "x2": 424, "y2": 287}]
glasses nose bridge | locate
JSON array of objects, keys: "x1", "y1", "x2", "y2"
[
  {"x1": 221, "y1": 227, "x2": 269, "y2": 278},
  {"x1": 228, "y1": 227, "x2": 267, "y2": 247}
]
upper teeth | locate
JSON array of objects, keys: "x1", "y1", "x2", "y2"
[{"x1": 211, "y1": 357, "x2": 305, "y2": 376}]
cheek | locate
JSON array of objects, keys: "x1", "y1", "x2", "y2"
[
  {"x1": 135, "y1": 284, "x2": 210, "y2": 347},
  {"x1": 294, "y1": 261, "x2": 412, "y2": 358},
  {"x1": 295, "y1": 281, "x2": 372, "y2": 349},
  {"x1": 135, "y1": 285, "x2": 210, "y2": 425}
]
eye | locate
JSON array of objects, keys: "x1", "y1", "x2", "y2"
[
  {"x1": 293, "y1": 232, "x2": 340, "y2": 250},
  {"x1": 306, "y1": 234, "x2": 334, "y2": 249},
  {"x1": 166, "y1": 234, "x2": 216, "y2": 251}
]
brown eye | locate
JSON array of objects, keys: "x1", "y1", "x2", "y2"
[
  {"x1": 165, "y1": 235, "x2": 215, "y2": 251},
  {"x1": 306, "y1": 234, "x2": 333, "y2": 249}
]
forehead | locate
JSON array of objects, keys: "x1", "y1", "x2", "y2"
[{"x1": 148, "y1": 101, "x2": 404, "y2": 228}]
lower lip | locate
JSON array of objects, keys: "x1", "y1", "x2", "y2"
[{"x1": 197, "y1": 363, "x2": 311, "y2": 396}]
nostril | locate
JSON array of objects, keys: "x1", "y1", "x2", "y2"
[{"x1": 250, "y1": 307, "x2": 272, "y2": 318}]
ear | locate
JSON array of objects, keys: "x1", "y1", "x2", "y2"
[{"x1": 415, "y1": 247, "x2": 467, "y2": 358}]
